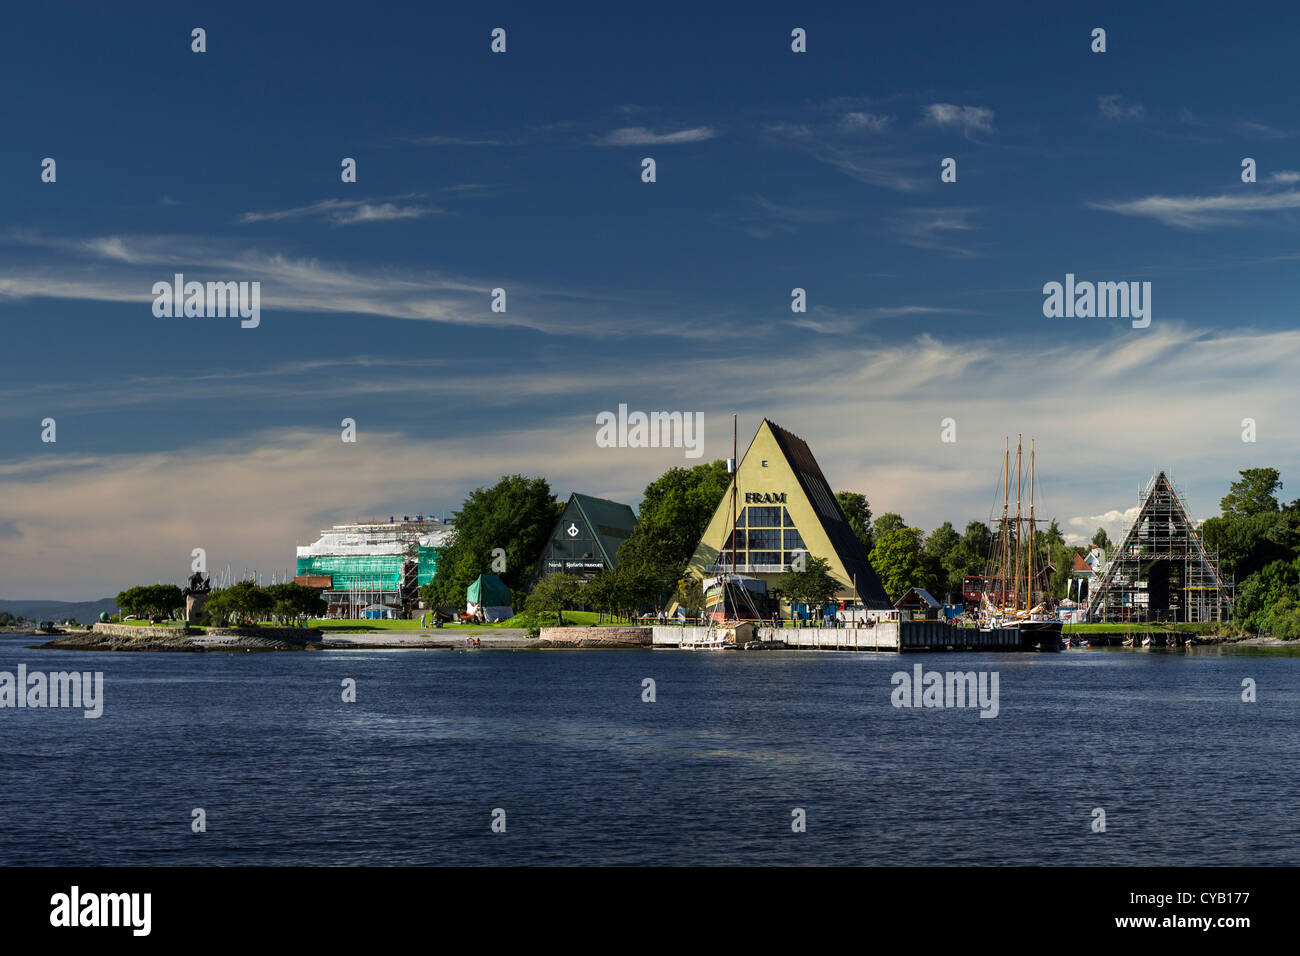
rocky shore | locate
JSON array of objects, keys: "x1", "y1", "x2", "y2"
[
  {"x1": 537, "y1": 625, "x2": 653, "y2": 648},
  {"x1": 35, "y1": 622, "x2": 321, "y2": 652}
]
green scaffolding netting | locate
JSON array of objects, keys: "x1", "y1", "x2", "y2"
[
  {"x1": 297, "y1": 547, "x2": 442, "y2": 591},
  {"x1": 296, "y1": 555, "x2": 403, "y2": 591}
]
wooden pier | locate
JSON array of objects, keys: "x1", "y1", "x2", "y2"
[
  {"x1": 651, "y1": 621, "x2": 1024, "y2": 651},
  {"x1": 898, "y1": 620, "x2": 1021, "y2": 650}
]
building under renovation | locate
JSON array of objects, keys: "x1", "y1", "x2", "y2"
[
  {"x1": 1086, "y1": 472, "x2": 1233, "y2": 623},
  {"x1": 295, "y1": 516, "x2": 455, "y2": 618}
]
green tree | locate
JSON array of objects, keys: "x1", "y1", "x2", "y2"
[
  {"x1": 115, "y1": 584, "x2": 184, "y2": 620},
  {"x1": 206, "y1": 580, "x2": 272, "y2": 626},
  {"x1": 422, "y1": 475, "x2": 559, "y2": 608},
  {"x1": 1233, "y1": 556, "x2": 1300, "y2": 632},
  {"x1": 869, "y1": 526, "x2": 925, "y2": 602},
  {"x1": 923, "y1": 521, "x2": 962, "y2": 600},
  {"x1": 668, "y1": 571, "x2": 705, "y2": 621},
  {"x1": 835, "y1": 491, "x2": 873, "y2": 553},
  {"x1": 115, "y1": 586, "x2": 146, "y2": 618},
  {"x1": 616, "y1": 459, "x2": 731, "y2": 600},
  {"x1": 1220, "y1": 467, "x2": 1282, "y2": 519},
  {"x1": 584, "y1": 569, "x2": 619, "y2": 622},
  {"x1": 957, "y1": 521, "x2": 993, "y2": 577},
  {"x1": 524, "y1": 573, "x2": 584, "y2": 625},
  {"x1": 873, "y1": 512, "x2": 906, "y2": 539},
  {"x1": 1256, "y1": 596, "x2": 1300, "y2": 639},
  {"x1": 615, "y1": 562, "x2": 663, "y2": 618},
  {"x1": 1091, "y1": 527, "x2": 1112, "y2": 551},
  {"x1": 1202, "y1": 505, "x2": 1300, "y2": 582},
  {"x1": 263, "y1": 583, "x2": 327, "y2": 626},
  {"x1": 777, "y1": 555, "x2": 840, "y2": 609},
  {"x1": 1037, "y1": 519, "x2": 1073, "y2": 601}
]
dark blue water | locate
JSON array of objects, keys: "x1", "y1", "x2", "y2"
[{"x1": 1, "y1": 634, "x2": 1296, "y2": 865}]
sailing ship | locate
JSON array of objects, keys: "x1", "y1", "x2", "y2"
[{"x1": 977, "y1": 436, "x2": 1063, "y2": 651}]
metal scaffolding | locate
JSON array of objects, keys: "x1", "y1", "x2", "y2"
[{"x1": 1087, "y1": 471, "x2": 1233, "y2": 623}]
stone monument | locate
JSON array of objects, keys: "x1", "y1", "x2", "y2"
[{"x1": 182, "y1": 571, "x2": 212, "y2": 625}]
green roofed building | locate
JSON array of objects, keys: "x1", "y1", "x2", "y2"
[
  {"x1": 295, "y1": 516, "x2": 454, "y2": 618},
  {"x1": 533, "y1": 493, "x2": 637, "y2": 582}
]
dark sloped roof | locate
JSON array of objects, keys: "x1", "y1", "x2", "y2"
[
  {"x1": 570, "y1": 493, "x2": 638, "y2": 567},
  {"x1": 896, "y1": 587, "x2": 941, "y2": 608},
  {"x1": 765, "y1": 420, "x2": 893, "y2": 609}
]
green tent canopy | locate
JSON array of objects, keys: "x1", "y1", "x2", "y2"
[{"x1": 467, "y1": 574, "x2": 513, "y2": 607}]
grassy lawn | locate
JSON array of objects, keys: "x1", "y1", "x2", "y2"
[
  {"x1": 1062, "y1": 622, "x2": 1226, "y2": 634},
  {"x1": 555, "y1": 611, "x2": 639, "y2": 626},
  {"x1": 308, "y1": 618, "x2": 425, "y2": 631},
  {"x1": 306, "y1": 611, "x2": 641, "y2": 632},
  {"x1": 309, "y1": 617, "x2": 531, "y2": 632}
]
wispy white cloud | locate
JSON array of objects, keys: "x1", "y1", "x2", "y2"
[
  {"x1": 840, "y1": 111, "x2": 892, "y2": 132},
  {"x1": 1176, "y1": 110, "x2": 1292, "y2": 141},
  {"x1": 725, "y1": 195, "x2": 850, "y2": 237},
  {"x1": 762, "y1": 122, "x2": 924, "y2": 191},
  {"x1": 238, "y1": 196, "x2": 441, "y2": 225},
  {"x1": 1237, "y1": 119, "x2": 1292, "y2": 140},
  {"x1": 1088, "y1": 189, "x2": 1300, "y2": 228},
  {"x1": 921, "y1": 104, "x2": 995, "y2": 137},
  {"x1": 598, "y1": 126, "x2": 718, "y2": 146},
  {"x1": 892, "y1": 208, "x2": 983, "y2": 257},
  {"x1": 9, "y1": 322, "x2": 1300, "y2": 597},
  {"x1": 790, "y1": 305, "x2": 976, "y2": 335},
  {"x1": 1269, "y1": 170, "x2": 1300, "y2": 184},
  {"x1": 1098, "y1": 94, "x2": 1144, "y2": 121},
  {"x1": 0, "y1": 232, "x2": 725, "y2": 338},
  {"x1": 410, "y1": 134, "x2": 505, "y2": 146},
  {"x1": 746, "y1": 196, "x2": 844, "y2": 224}
]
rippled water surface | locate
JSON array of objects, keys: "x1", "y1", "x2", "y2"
[{"x1": 1, "y1": 635, "x2": 1296, "y2": 865}]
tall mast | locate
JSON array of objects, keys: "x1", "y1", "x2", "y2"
[
  {"x1": 1028, "y1": 440, "x2": 1036, "y2": 610},
  {"x1": 730, "y1": 415, "x2": 738, "y2": 576},
  {"x1": 1013, "y1": 436, "x2": 1023, "y2": 612},
  {"x1": 999, "y1": 437, "x2": 1010, "y2": 609}
]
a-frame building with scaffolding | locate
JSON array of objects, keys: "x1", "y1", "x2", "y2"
[{"x1": 1086, "y1": 471, "x2": 1233, "y2": 623}]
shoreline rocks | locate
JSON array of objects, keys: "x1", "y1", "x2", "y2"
[
  {"x1": 538, "y1": 626, "x2": 653, "y2": 648},
  {"x1": 34, "y1": 622, "x2": 321, "y2": 652}
]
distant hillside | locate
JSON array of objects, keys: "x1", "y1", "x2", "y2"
[{"x1": 0, "y1": 598, "x2": 117, "y2": 624}]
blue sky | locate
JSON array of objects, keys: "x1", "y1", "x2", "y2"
[{"x1": 5, "y1": 2, "x2": 1300, "y2": 597}]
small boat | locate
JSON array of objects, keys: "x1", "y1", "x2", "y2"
[
  {"x1": 680, "y1": 636, "x2": 731, "y2": 651},
  {"x1": 1122, "y1": 636, "x2": 1134, "y2": 647},
  {"x1": 1079, "y1": 639, "x2": 1091, "y2": 648},
  {"x1": 1141, "y1": 635, "x2": 1152, "y2": 647},
  {"x1": 1062, "y1": 638, "x2": 1073, "y2": 648},
  {"x1": 680, "y1": 622, "x2": 744, "y2": 651}
]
